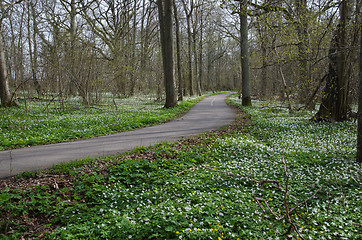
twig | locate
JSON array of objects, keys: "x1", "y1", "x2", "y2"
[
  {"x1": 279, "y1": 66, "x2": 293, "y2": 114},
  {"x1": 53, "y1": 181, "x2": 59, "y2": 190},
  {"x1": 112, "y1": 98, "x2": 118, "y2": 111},
  {"x1": 184, "y1": 156, "x2": 324, "y2": 240},
  {"x1": 175, "y1": 165, "x2": 210, "y2": 176},
  {"x1": 252, "y1": 196, "x2": 274, "y2": 219},
  {"x1": 205, "y1": 167, "x2": 297, "y2": 199},
  {"x1": 0, "y1": 0, "x2": 24, "y2": 10},
  {"x1": 252, "y1": 184, "x2": 322, "y2": 222},
  {"x1": 281, "y1": 156, "x2": 305, "y2": 240},
  {"x1": 209, "y1": 155, "x2": 322, "y2": 240}
]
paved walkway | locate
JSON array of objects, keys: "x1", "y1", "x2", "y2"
[{"x1": 0, "y1": 93, "x2": 235, "y2": 178}]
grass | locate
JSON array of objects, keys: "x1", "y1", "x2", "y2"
[
  {"x1": 0, "y1": 95, "x2": 360, "y2": 239},
  {"x1": 0, "y1": 94, "x2": 207, "y2": 150}
]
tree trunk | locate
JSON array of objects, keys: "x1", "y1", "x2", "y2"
[
  {"x1": 258, "y1": 0, "x2": 269, "y2": 99},
  {"x1": 240, "y1": 0, "x2": 251, "y2": 106},
  {"x1": 0, "y1": 26, "x2": 16, "y2": 107},
  {"x1": 313, "y1": 1, "x2": 349, "y2": 122},
  {"x1": 295, "y1": 0, "x2": 312, "y2": 108},
  {"x1": 207, "y1": 50, "x2": 212, "y2": 91},
  {"x1": 68, "y1": 0, "x2": 77, "y2": 97},
  {"x1": 193, "y1": 30, "x2": 199, "y2": 95},
  {"x1": 157, "y1": 0, "x2": 177, "y2": 108},
  {"x1": 28, "y1": 0, "x2": 43, "y2": 97},
  {"x1": 129, "y1": 0, "x2": 138, "y2": 96},
  {"x1": 173, "y1": 0, "x2": 183, "y2": 101},
  {"x1": 186, "y1": 13, "x2": 193, "y2": 96},
  {"x1": 260, "y1": 39, "x2": 267, "y2": 99},
  {"x1": 335, "y1": 0, "x2": 349, "y2": 120},
  {"x1": 182, "y1": 0, "x2": 194, "y2": 96},
  {"x1": 280, "y1": 66, "x2": 293, "y2": 113},
  {"x1": 357, "y1": 22, "x2": 362, "y2": 163},
  {"x1": 198, "y1": 17, "x2": 203, "y2": 96}
]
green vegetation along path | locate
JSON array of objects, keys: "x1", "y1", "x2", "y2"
[{"x1": 0, "y1": 93, "x2": 235, "y2": 178}]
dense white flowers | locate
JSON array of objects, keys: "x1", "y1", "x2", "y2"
[{"x1": 54, "y1": 98, "x2": 361, "y2": 239}]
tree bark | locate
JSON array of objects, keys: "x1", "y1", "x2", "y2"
[
  {"x1": 194, "y1": 5, "x2": 202, "y2": 96},
  {"x1": 182, "y1": 0, "x2": 194, "y2": 96},
  {"x1": 198, "y1": 15, "x2": 203, "y2": 96},
  {"x1": 357, "y1": 22, "x2": 362, "y2": 163},
  {"x1": 68, "y1": 0, "x2": 77, "y2": 97},
  {"x1": 258, "y1": 0, "x2": 269, "y2": 99},
  {"x1": 240, "y1": 0, "x2": 251, "y2": 106},
  {"x1": 187, "y1": 12, "x2": 193, "y2": 96},
  {"x1": 129, "y1": 0, "x2": 138, "y2": 96},
  {"x1": 0, "y1": 26, "x2": 16, "y2": 107},
  {"x1": 193, "y1": 29, "x2": 199, "y2": 95},
  {"x1": 313, "y1": 1, "x2": 349, "y2": 122},
  {"x1": 295, "y1": 0, "x2": 312, "y2": 107},
  {"x1": 28, "y1": 0, "x2": 43, "y2": 97},
  {"x1": 335, "y1": 0, "x2": 348, "y2": 120},
  {"x1": 157, "y1": 0, "x2": 177, "y2": 108},
  {"x1": 173, "y1": 0, "x2": 183, "y2": 101}
]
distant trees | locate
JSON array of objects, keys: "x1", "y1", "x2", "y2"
[
  {"x1": 236, "y1": 0, "x2": 360, "y2": 120},
  {"x1": 0, "y1": 0, "x2": 360, "y2": 116},
  {"x1": 0, "y1": 0, "x2": 218, "y2": 106},
  {"x1": 0, "y1": 0, "x2": 240, "y2": 108}
]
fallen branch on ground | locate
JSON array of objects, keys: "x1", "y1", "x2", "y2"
[
  {"x1": 204, "y1": 166, "x2": 298, "y2": 200},
  {"x1": 187, "y1": 155, "x2": 324, "y2": 240}
]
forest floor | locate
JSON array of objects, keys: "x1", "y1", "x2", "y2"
[
  {"x1": 0, "y1": 93, "x2": 234, "y2": 178},
  {"x1": 0, "y1": 96, "x2": 361, "y2": 240}
]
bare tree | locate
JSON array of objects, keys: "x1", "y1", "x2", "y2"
[{"x1": 1, "y1": 0, "x2": 358, "y2": 111}]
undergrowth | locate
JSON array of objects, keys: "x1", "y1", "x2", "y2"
[{"x1": 0, "y1": 96, "x2": 360, "y2": 239}]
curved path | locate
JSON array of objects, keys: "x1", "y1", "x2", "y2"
[{"x1": 0, "y1": 93, "x2": 235, "y2": 178}]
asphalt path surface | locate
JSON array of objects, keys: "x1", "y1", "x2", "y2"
[{"x1": 0, "y1": 93, "x2": 235, "y2": 178}]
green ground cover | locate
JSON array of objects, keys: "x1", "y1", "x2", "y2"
[
  {"x1": 0, "y1": 95, "x2": 204, "y2": 150},
  {"x1": 0, "y1": 96, "x2": 360, "y2": 239}
]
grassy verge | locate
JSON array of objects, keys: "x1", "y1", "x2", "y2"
[
  {"x1": 0, "y1": 96, "x2": 360, "y2": 239},
  {"x1": 0, "y1": 95, "x2": 209, "y2": 150}
]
